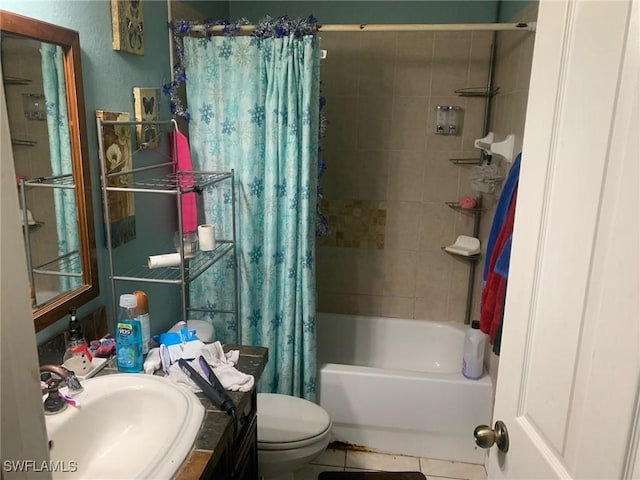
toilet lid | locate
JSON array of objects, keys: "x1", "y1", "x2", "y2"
[{"x1": 257, "y1": 393, "x2": 331, "y2": 448}]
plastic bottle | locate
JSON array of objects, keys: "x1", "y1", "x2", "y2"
[
  {"x1": 133, "y1": 290, "x2": 151, "y2": 354},
  {"x1": 63, "y1": 307, "x2": 93, "y2": 375},
  {"x1": 462, "y1": 320, "x2": 486, "y2": 379},
  {"x1": 116, "y1": 294, "x2": 143, "y2": 373}
]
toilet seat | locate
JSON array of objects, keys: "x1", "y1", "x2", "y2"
[{"x1": 257, "y1": 393, "x2": 332, "y2": 450}]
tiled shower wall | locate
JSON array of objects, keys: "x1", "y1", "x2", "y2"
[{"x1": 316, "y1": 30, "x2": 495, "y2": 322}]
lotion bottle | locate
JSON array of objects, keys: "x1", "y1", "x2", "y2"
[{"x1": 462, "y1": 320, "x2": 486, "y2": 379}]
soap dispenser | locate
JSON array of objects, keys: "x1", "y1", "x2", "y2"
[{"x1": 63, "y1": 307, "x2": 93, "y2": 375}]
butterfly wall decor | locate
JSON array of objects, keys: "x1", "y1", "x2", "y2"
[
  {"x1": 111, "y1": 0, "x2": 144, "y2": 55},
  {"x1": 133, "y1": 87, "x2": 159, "y2": 148}
]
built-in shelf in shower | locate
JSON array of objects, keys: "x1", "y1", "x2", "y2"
[
  {"x1": 441, "y1": 246, "x2": 481, "y2": 261},
  {"x1": 3, "y1": 76, "x2": 32, "y2": 85},
  {"x1": 445, "y1": 201, "x2": 482, "y2": 215},
  {"x1": 22, "y1": 221, "x2": 44, "y2": 232},
  {"x1": 12, "y1": 138, "x2": 37, "y2": 147},
  {"x1": 454, "y1": 86, "x2": 499, "y2": 97},
  {"x1": 448, "y1": 157, "x2": 482, "y2": 165}
]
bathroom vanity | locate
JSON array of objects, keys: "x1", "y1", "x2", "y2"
[
  {"x1": 176, "y1": 344, "x2": 268, "y2": 480},
  {"x1": 96, "y1": 344, "x2": 268, "y2": 480}
]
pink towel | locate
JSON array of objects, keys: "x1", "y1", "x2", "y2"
[{"x1": 169, "y1": 130, "x2": 198, "y2": 233}]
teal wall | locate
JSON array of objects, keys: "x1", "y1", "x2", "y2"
[
  {"x1": 181, "y1": 0, "x2": 230, "y2": 18},
  {"x1": 498, "y1": 0, "x2": 532, "y2": 21},
  {"x1": 228, "y1": 1, "x2": 499, "y2": 23},
  {"x1": 1, "y1": 0, "x2": 181, "y2": 342},
  {"x1": 174, "y1": 0, "x2": 533, "y2": 25},
  {"x1": 2, "y1": 0, "x2": 530, "y2": 344}
]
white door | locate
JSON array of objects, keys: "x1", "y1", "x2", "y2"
[{"x1": 485, "y1": 0, "x2": 640, "y2": 478}]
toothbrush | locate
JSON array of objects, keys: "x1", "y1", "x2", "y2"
[
  {"x1": 41, "y1": 383, "x2": 80, "y2": 408},
  {"x1": 59, "y1": 391, "x2": 80, "y2": 408}
]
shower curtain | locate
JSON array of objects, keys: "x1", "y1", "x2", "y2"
[
  {"x1": 184, "y1": 33, "x2": 320, "y2": 399},
  {"x1": 41, "y1": 42, "x2": 80, "y2": 292}
]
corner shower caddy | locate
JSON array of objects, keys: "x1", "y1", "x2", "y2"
[
  {"x1": 441, "y1": 75, "x2": 503, "y2": 324},
  {"x1": 97, "y1": 118, "x2": 239, "y2": 342},
  {"x1": 441, "y1": 183, "x2": 483, "y2": 325}
]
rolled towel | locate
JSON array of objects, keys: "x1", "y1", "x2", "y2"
[
  {"x1": 167, "y1": 358, "x2": 254, "y2": 393},
  {"x1": 210, "y1": 364, "x2": 254, "y2": 392},
  {"x1": 166, "y1": 342, "x2": 254, "y2": 393},
  {"x1": 200, "y1": 341, "x2": 239, "y2": 367}
]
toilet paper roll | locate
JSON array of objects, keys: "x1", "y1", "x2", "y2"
[
  {"x1": 148, "y1": 253, "x2": 181, "y2": 269},
  {"x1": 198, "y1": 224, "x2": 216, "y2": 251}
]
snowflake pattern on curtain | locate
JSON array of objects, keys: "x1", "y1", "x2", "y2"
[
  {"x1": 177, "y1": 24, "x2": 321, "y2": 400},
  {"x1": 166, "y1": 15, "x2": 328, "y2": 237}
]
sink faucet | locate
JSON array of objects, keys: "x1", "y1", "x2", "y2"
[{"x1": 40, "y1": 365, "x2": 84, "y2": 414}]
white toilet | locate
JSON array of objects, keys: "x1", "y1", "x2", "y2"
[{"x1": 257, "y1": 393, "x2": 332, "y2": 480}]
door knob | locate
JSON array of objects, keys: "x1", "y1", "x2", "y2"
[{"x1": 474, "y1": 420, "x2": 509, "y2": 453}]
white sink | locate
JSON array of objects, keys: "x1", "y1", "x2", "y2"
[{"x1": 45, "y1": 373, "x2": 204, "y2": 479}]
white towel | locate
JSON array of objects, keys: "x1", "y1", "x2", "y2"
[{"x1": 167, "y1": 341, "x2": 254, "y2": 393}]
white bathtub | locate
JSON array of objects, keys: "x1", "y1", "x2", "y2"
[{"x1": 317, "y1": 313, "x2": 493, "y2": 464}]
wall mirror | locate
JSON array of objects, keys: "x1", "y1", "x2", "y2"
[{"x1": 0, "y1": 11, "x2": 98, "y2": 331}]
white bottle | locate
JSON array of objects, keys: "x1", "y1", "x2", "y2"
[{"x1": 462, "y1": 320, "x2": 486, "y2": 379}]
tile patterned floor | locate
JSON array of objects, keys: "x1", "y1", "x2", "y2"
[{"x1": 293, "y1": 448, "x2": 487, "y2": 480}]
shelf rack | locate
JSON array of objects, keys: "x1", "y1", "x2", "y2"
[
  {"x1": 448, "y1": 39, "x2": 500, "y2": 324},
  {"x1": 97, "y1": 118, "x2": 239, "y2": 341},
  {"x1": 3, "y1": 75, "x2": 31, "y2": 85},
  {"x1": 445, "y1": 201, "x2": 483, "y2": 215},
  {"x1": 104, "y1": 170, "x2": 232, "y2": 194},
  {"x1": 113, "y1": 241, "x2": 234, "y2": 284},
  {"x1": 448, "y1": 158, "x2": 483, "y2": 166},
  {"x1": 441, "y1": 246, "x2": 481, "y2": 261},
  {"x1": 31, "y1": 250, "x2": 83, "y2": 277},
  {"x1": 474, "y1": 132, "x2": 515, "y2": 164},
  {"x1": 12, "y1": 138, "x2": 37, "y2": 147},
  {"x1": 22, "y1": 174, "x2": 76, "y2": 188},
  {"x1": 454, "y1": 86, "x2": 500, "y2": 97},
  {"x1": 442, "y1": 189, "x2": 483, "y2": 324},
  {"x1": 441, "y1": 198, "x2": 482, "y2": 262},
  {"x1": 19, "y1": 174, "x2": 82, "y2": 292}
]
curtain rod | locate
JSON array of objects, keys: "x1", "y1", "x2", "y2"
[
  {"x1": 317, "y1": 22, "x2": 535, "y2": 32},
  {"x1": 188, "y1": 22, "x2": 536, "y2": 34}
]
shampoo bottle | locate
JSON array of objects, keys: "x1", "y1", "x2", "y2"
[
  {"x1": 116, "y1": 294, "x2": 143, "y2": 373},
  {"x1": 462, "y1": 320, "x2": 486, "y2": 379}
]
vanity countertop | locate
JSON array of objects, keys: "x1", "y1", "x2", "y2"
[{"x1": 98, "y1": 344, "x2": 268, "y2": 479}]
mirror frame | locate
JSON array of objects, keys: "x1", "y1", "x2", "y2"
[{"x1": 1, "y1": 11, "x2": 98, "y2": 331}]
